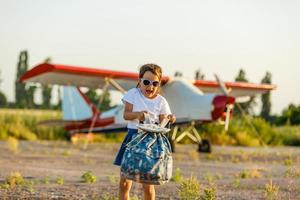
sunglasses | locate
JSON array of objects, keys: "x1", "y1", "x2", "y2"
[{"x1": 141, "y1": 78, "x2": 160, "y2": 87}]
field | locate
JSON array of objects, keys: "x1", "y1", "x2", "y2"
[{"x1": 1, "y1": 141, "x2": 300, "y2": 199}]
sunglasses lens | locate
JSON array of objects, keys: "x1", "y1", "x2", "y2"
[
  {"x1": 143, "y1": 80, "x2": 150, "y2": 85},
  {"x1": 153, "y1": 81, "x2": 159, "y2": 87}
]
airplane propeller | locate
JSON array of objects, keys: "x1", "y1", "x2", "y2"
[{"x1": 214, "y1": 74, "x2": 265, "y2": 146}]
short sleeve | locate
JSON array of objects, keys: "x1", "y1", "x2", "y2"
[
  {"x1": 121, "y1": 88, "x2": 136, "y2": 104},
  {"x1": 160, "y1": 97, "x2": 172, "y2": 115}
]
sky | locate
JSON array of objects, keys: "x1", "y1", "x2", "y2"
[{"x1": 0, "y1": 0, "x2": 299, "y2": 114}]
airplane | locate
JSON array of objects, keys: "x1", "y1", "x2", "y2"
[{"x1": 20, "y1": 63, "x2": 276, "y2": 152}]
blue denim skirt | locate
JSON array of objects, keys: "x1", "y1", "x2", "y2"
[{"x1": 113, "y1": 128, "x2": 138, "y2": 166}]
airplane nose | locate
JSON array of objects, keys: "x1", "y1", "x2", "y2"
[{"x1": 211, "y1": 95, "x2": 235, "y2": 120}]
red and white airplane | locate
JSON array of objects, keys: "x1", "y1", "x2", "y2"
[{"x1": 20, "y1": 63, "x2": 276, "y2": 152}]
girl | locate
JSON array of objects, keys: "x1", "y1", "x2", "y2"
[{"x1": 114, "y1": 64, "x2": 176, "y2": 200}]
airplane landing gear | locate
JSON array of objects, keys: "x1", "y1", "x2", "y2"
[
  {"x1": 168, "y1": 122, "x2": 212, "y2": 153},
  {"x1": 198, "y1": 139, "x2": 211, "y2": 153}
]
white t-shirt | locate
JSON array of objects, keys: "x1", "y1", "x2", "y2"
[{"x1": 122, "y1": 88, "x2": 172, "y2": 129}]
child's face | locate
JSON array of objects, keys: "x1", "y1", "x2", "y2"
[{"x1": 139, "y1": 71, "x2": 160, "y2": 98}]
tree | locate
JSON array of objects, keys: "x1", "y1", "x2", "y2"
[
  {"x1": 260, "y1": 72, "x2": 272, "y2": 120},
  {"x1": 0, "y1": 70, "x2": 7, "y2": 107},
  {"x1": 15, "y1": 50, "x2": 37, "y2": 108},
  {"x1": 85, "y1": 89, "x2": 111, "y2": 111},
  {"x1": 41, "y1": 57, "x2": 52, "y2": 108},
  {"x1": 174, "y1": 71, "x2": 183, "y2": 77},
  {"x1": 15, "y1": 51, "x2": 29, "y2": 107},
  {"x1": 0, "y1": 92, "x2": 7, "y2": 107},
  {"x1": 195, "y1": 69, "x2": 205, "y2": 80},
  {"x1": 234, "y1": 69, "x2": 256, "y2": 115}
]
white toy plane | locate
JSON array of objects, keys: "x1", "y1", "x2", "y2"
[{"x1": 21, "y1": 63, "x2": 276, "y2": 152}]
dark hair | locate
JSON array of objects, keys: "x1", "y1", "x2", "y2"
[
  {"x1": 136, "y1": 64, "x2": 162, "y2": 88},
  {"x1": 139, "y1": 63, "x2": 162, "y2": 80}
]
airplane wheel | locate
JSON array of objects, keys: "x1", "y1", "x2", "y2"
[
  {"x1": 168, "y1": 138, "x2": 176, "y2": 153},
  {"x1": 198, "y1": 139, "x2": 212, "y2": 153}
]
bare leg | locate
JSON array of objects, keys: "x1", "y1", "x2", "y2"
[
  {"x1": 142, "y1": 184, "x2": 155, "y2": 200},
  {"x1": 119, "y1": 176, "x2": 133, "y2": 200}
]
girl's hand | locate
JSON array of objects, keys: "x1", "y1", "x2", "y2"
[
  {"x1": 167, "y1": 114, "x2": 176, "y2": 124},
  {"x1": 138, "y1": 111, "x2": 148, "y2": 121}
]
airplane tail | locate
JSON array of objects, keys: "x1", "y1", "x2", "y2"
[{"x1": 62, "y1": 86, "x2": 99, "y2": 120}]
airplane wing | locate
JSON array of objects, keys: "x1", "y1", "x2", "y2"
[
  {"x1": 21, "y1": 63, "x2": 275, "y2": 96},
  {"x1": 193, "y1": 80, "x2": 276, "y2": 97},
  {"x1": 20, "y1": 63, "x2": 169, "y2": 91}
]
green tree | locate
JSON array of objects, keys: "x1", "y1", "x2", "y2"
[
  {"x1": 174, "y1": 71, "x2": 183, "y2": 77},
  {"x1": 195, "y1": 69, "x2": 205, "y2": 80},
  {"x1": 234, "y1": 69, "x2": 256, "y2": 115},
  {"x1": 0, "y1": 92, "x2": 7, "y2": 107},
  {"x1": 15, "y1": 50, "x2": 37, "y2": 108},
  {"x1": 0, "y1": 70, "x2": 7, "y2": 107},
  {"x1": 260, "y1": 72, "x2": 272, "y2": 120},
  {"x1": 41, "y1": 57, "x2": 52, "y2": 108},
  {"x1": 15, "y1": 51, "x2": 28, "y2": 108},
  {"x1": 85, "y1": 89, "x2": 111, "y2": 111},
  {"x1": 277, "y1": 104, "x2": 300, "y2": 125}
]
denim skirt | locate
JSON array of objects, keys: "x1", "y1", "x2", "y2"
[{"x1": 113, "y1": 128, "x2": 138, "y2": 166}]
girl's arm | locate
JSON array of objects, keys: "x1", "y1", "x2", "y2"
[{"x1": 123, "y1": 102, "x2": 146, "y2": 121}]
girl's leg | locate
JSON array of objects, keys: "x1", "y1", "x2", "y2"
[
  {"x1": 119, "y1": 176, "x2": 132, "y2": 200},
  {"x1": 142, "y1": 184, "x2": 155, "y2": 200}
]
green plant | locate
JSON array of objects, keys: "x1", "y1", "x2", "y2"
[
  {"x1": 6, "y1": 136, "x2": 19, "y2": 153},
  {"x1": 44, "y1": 176, "x2": 50, "y2": 184},
  {"x1": 203, "y1": 173, "x2": 214, "y2": 185},
  {"x1": 232, "y1": 178, "x2": 240, "y2": 188},
  {"x1": 171, "y1": 168, "x2": 183, "y2": 183},
  {"x1": 177, "y1": 176, "x2": 201, "y2": 200},
  {"x1": 201, "y1": 184, "x2": 217, "y2": 200},
  {"x1": 107, "y1": 174, "x2": 118, "y2": 184},
  {"x1": 264, "y1": 180, "x2": 279, "y2": 200},
  {"x1": 240, "y1": 170, "x2": 250, "y2": 179},
  {"x1": 55, "y1": 176, "x2": 64, "y2": 185},
  {"x1": 81, "y1": 171, "x2": 97, "y2": 183},
  {"x1": 5, "y1": 172, "x2": 25, "y2": 188}
]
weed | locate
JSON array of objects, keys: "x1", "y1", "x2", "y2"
[
  {"x1": 171, "y1": 168, "x2": 183, "y2": 183},
  {"x1": 63, "y1": 150, "x2": 71, "y2": 156},
  {"x1": 44, "y1": 176, "x2": 50, "y2": 184},
  {"x1": 55, "y1": 176, "x2": 64, "y2": 185},
  {"x1": 203, "y1": 173, "x2": 214, "y2": 185},
  {"x1": 284, "y1": 167, "x2": 300, "y2": 178},
  {"x1": 284, "y1": 158, "x2": 292, "y2": 166},
  {"x1": 5, "y1": 172, "x2": 25, "y2": 188},
  {"x1": 81, "y1": 171, "x2": 97, "y2": 183},
  {"x1": 107, "y1": 174, "x2": 118, "y2": 184},
  {"x1": 232, "y1": 178, "x2": 240, "y2": 188},
  {"x1": 264, "y1": 180, "x2": 279, "y2": 200},
  {"x1": 7, "y1": 136, "x2": 19, "y2": 154},
  {"x1": 240, "y1": 170, "x2": 250, "y2": 179},
  {"x1": 177, "y1": 176, "x2": 201, "y2": 200},
  {"x1": 201, "y1": 184, "x2": 217, "y2": 200},
  {"x1": 101, "y1": 193, "x2": 118, "y2": 200},
  {"x1": 249, "y1": 168, "x2": 262, "y2": 178}
]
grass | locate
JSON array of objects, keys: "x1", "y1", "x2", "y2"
[
  {"x1": 55, "y1": 176, "x2": 64, "y2": 185},
  {"x1": 201, "y1": 184, "x2": 217, "y2": 200},
  {"x1": 5, "y1": 171, "x2": 25, "y2": 188},
  {"x1": 264, "y1": 180, "x2": 279, "y2": 200},
  {"x1": 6, "y1": 136, "x2": 19, "y2": 153},
  {"x1": 177, "y1": 176, "x2": 201, "y2": 200},
  {"x1": 81, "y1": 171, "x2": 97, "y2": 183},
  {"x1": 0, "y1": 109, "x2": 67, "y2": 140},
  {"x1": 171, "y1": 168, "x2": 183, "y2": 183}
]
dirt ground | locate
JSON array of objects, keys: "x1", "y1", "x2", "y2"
[{"x1": 0, "y1": 140, "x2": 300, "y2": 200}]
